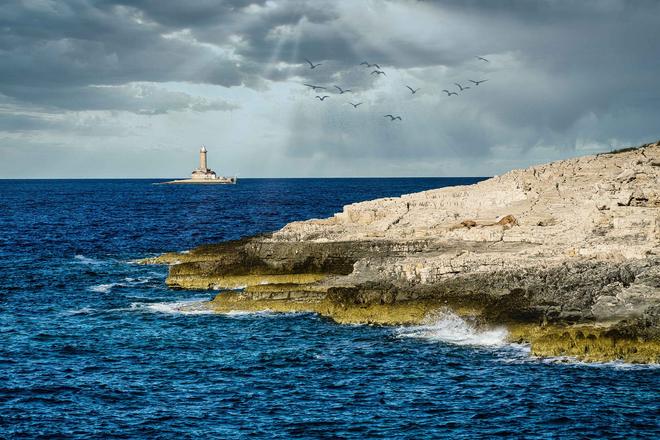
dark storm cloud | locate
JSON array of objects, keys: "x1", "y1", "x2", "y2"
[
  {"x1": 0, "y1": 0, "x2": 350, "y2": 115},
  {"x1": 0, "y1": 0, "x2": 659, "y2": 177},
  {"x1": 3, "y1": 84, "x2": 237, "y2": 115},
  {"x1": 0, "y1": 0, "x2": 254, "y2": 112},
  {"x1": 2, "y1": 0, "x2": 659, "y2": 97}
]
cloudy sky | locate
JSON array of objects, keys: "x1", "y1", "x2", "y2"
[{"x1": 1, "y1": 0, "x2": 659, "y2": 178}]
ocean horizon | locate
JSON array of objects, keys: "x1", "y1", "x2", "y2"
[{"x1": 0, "y1": 176, "x2": 491, "y2": 181}]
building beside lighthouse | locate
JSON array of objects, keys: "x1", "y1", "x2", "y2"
[{"x1": 162, "y1": 146, "x2": 236, "y2": 184}]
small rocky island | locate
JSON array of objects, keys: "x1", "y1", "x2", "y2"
[
  {"x1": 163, "y1": 146, "x2": 236, "y2": 184},
  {"x1": 146, "y1": 141, "x2": 660, "y2": 363}
]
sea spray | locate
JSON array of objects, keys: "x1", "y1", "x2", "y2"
[
  {"x1": 129, "y1": 299, "x2": 214, "y2": 315},
  {"x1": 396, "y1": 309, "x2": 509, "y2": 347}
]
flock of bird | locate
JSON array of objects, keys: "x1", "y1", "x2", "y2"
[{"x1": 302, "y1": 56, "x2": 490, "y2": 122}]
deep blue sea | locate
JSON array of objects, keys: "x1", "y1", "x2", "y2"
[{"x1": 1, "y1": 178, "x2": 658, "y2": 439}]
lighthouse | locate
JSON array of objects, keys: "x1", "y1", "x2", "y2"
[
  {"x1": 192, "y1": 145, "x2": 215, "y2": 179},
  {"x1": 199, "y1": 146, "x2": 208, "y2": 171},
  {"x1": 162, "y1": 146, "x2": 236, "y2": 184}
]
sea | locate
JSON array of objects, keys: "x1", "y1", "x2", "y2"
[{"x1": 0, "y1": 178, "x2": 658, "y2": 439}]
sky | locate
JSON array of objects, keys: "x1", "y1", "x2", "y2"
[{"x1": 1, "y1": 0, "x2": 659, "y2": 178}]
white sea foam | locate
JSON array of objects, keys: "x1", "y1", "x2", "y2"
[
  {"x1": 498, "y1": 355, "x2": 659, "y2": 369},
  {"x1": 123, "y1": 277, "x2": 152, "y2": 284},
  {"x1": 129, "y1": 299, "x2": 214, "y2": 315},
  {"x1": 89, "y1": 276, "x2": 160, "y2": 293},
  {"x1": 396, "y1": 309, "x2": 509, "y2": 347},
  {"x1": 74, "y1": 255, "x2": 105, "y2": 265},
  {"x1": 536, "y1": 356, "x2": 659, "y2": 370},
  {"x1": 224, "y1": 310, "x2": 277, "y2": 317},
  {"x1": 126, "y1": 304, "x2": 308, "y2": 318},
  {"x1": 88, "y1": 283, "x2": 121, "y2": 293},
  {"x1": 65, "y1": 307, "x2": 97, "y2": 315}
]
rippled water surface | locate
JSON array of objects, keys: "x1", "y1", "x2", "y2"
[{"x1": 1, "y1": 178, "x2": 658, "y2": 439}]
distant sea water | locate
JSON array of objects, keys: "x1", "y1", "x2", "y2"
[{"x1": 0, "y1": 178, "x2": 658, "y2": 439}]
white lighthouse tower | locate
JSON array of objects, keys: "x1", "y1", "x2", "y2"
[
  {"x1": 183, "y1": 146, "x2": 235, "y2": 183},
  {"x1": 191, "y1": 145, "x2": 217, "y2": 180},
  {"x1": 199, "y1": 146, "x2": 208, "y2": 172}
]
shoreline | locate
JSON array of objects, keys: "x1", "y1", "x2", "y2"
[{"x1": 144, "y1": 141, "x2": 660, "y2": 363}]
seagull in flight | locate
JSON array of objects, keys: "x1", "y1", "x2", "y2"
[
  {"x1": 349, "y1": 102, "x2": 363, "y2": 108},
  {"x1": 304, "y1": 83, "x2": 326, "y2": 91},
  {"x1": 371, "y1": 70, "x2": 386, "y2": 76},
  {"x1": 334, "y1": 85, "x2": 352, "y2": 94},
  {"x1": 360, "y1": 62, "x2": 381, "y2": 69},
  {"x1": 442, "y1": 90, "x2": 458, "y2": 96},
  {"x1": 454, "y1": 83, "x2": 470, "y2": 91},
  {"x1": 476, "y1": 56, "x2": 490, "y2": 63},
  {"x1": 469, "y1": 79, "x2": 488, "y2": 86},
  {"x1": 406, "y1": 85, "x2": 420, "y2": 95},
  {"x1": 384, "y1": 114, "x2": 402, "y2": 121},
  {"x1": 304, "y1": 58, "x2": 322, "y2": 69},
  {"x1": 315, "y1": 95, "x2": 330, "y2": 101}
]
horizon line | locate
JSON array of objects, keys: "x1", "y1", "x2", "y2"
[{"x1": 0, "y1": 176, "x2": 491, "y2": 181}]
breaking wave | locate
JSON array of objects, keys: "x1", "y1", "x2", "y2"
[
  {"x1": 129, "y1": 299, "x2": 214, "y2": 315},
  {"x1": 396, "y1": 309, "x2": 509, "y2": 347},
  {"x1": 88, "y1": 276, "x2": 161, "y2": 293}
]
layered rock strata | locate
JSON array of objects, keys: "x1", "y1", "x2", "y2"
[{"x1": 148, "y1": 142, "x2": 660, "y2": 363}]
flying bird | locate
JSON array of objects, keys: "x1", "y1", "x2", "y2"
[
  {"x1": 442, "y1": 90, "x2": 458, "y2": 96},
  {"x1": 469, "y1": 79, "x2": 488, "y2": 86},
  {"x1": 315, "y1": 95, "x2": 330, "y2": 101},
  {"x1": 349, "y1": 102, "x2": 363, "y2": 108},
  {"x1": 406, "y1": 85, "x2": 420, "y2": 95},
  {"x1": 476, "y1": 56, "x2": 489, "y2": 62},
  {"x1": 371, "y1": 70, "x2": 386, "y2": 76},
  {"x1": 304, "y1": 83, "x2": 326, "y2": 91},
  {"x1": 334, "y1": 85, "x2": 352, "y2": 94},
  {"x1": 360, "y1": 62, "x2": 381, "y2": 69},
  {"x1": 304, "y1": 58, "x2": 322, "y2": 69},
  {"x1": 384, "y1": 114, "x2": 402, "y2": 121},
  {"x1": 454, "y1": 83, "x2": 470, "y2": 91}
]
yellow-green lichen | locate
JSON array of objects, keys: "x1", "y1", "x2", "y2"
[
  {"x1": 507, "y1": 324, "x2": 660, "y2": 364},
  {"x1": 167, "y1": 273, "x2": 327, "y2": 290}
]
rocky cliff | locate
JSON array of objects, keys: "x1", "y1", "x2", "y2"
[{"x1": 148, "y1": 141, "x2": 660, "y2": 362}]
